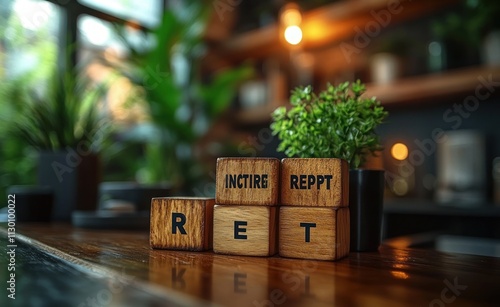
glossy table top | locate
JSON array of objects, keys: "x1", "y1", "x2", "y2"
[{"x1": 1, "y1": 224, "x2": 499, "y2": 306}]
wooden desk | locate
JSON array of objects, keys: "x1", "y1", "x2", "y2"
[{"x1": 1, "y1": 224, "x2": 499, "y2": 306}]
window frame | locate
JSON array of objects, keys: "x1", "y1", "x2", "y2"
[{"x1": 44, "y1": 0, "x2": 166, "y2": 70}]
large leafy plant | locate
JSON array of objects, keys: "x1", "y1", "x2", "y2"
[
  {"x1": 112, "y1": 1, "x2": 252, "y2": 188},
  {"x1": 271, "y1": 81, "x2": 387, "y2": 169},
  {"x1": 3, "y1": 70, "x2": 106, "y2": 150}
]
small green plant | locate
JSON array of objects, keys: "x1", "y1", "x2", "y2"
[{"x1": 271, "y1": 80, "x2": 388, "y2": 169}]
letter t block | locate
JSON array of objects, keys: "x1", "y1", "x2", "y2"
[
  {"x1": 150, "y1": 197, "x2": 214, "y2": 251},
  {"x1": 279, "y1": 206, "x2": 350, "y2": 260}
]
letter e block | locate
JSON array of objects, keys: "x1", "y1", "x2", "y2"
[
  {"x1": 150, "y1": 197, "x2": 214, "y2": 251},
  {"x1": 216, "y1": 157, "x2": 280, "y2": 206},
  {"x1": 213, "y1": 205, "x2": 278, "y2": 256},
  {"x1": 279, "y1": 206, "x2": 350, "y2": 261},
  {"x1": 281, "y1": 158, "x2": 348, "y2": 207}
]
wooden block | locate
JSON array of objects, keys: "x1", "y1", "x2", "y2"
[
  {"x1": 150, "y1": 197, "x2": 214, "y2": 251},
  {"x1": 279, "y1": 206, "x2": 350, "y2": 261},
  {"x1": 213, "y1": 205, "x2": 278, "y2": 256},
  {"x1": 216, "y1": 157, "x2": 280, "y2": 206},
  {"x1": 281, "y1": 158, "x2": 349, "y2": 207}
]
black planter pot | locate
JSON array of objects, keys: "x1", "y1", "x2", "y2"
[
  {"x1": 37, "y1": 151, "x2": 101, "y2": 221},
  {"x1": 6, "y1": 186, "x2": 53, "y2": 222},
  {"x1": 99, "y1": 181, "x2": 173, "y2": 212},
  {"x1": 349, "y1": 169, "x2": 385, "y2": 252}
]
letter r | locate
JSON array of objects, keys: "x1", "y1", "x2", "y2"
[{"x1": 172, "y1": 213, "x2": 187, "y2": 234}]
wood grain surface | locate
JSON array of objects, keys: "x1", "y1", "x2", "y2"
[
  {"x1": 213, "y1": 205, "x2": 278, "y2": 256},
  {"x1": 216, "y1": 157, "x2": 280, "y2": 206},
  {"x1": 281, "y1": 158, "x2": 349, "y2": 207},
  {"x1": 4, "y1": 224, "x2": 500, "y2": 307},
  {"x1": 279, "y1": 206, "x2": 350, "y2": 261},
  {"x1": 211, "y1": 256, "x2": 271, "y2": 306},
  {"x1": 150, "y1": 197, "x2": 214, "y2": 251}
]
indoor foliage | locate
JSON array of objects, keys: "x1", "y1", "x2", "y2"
[{"x1": 271, "y1": 80, "x2": 388, "y2": 169}]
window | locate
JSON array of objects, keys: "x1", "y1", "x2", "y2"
[
  {"x1": 78, "y1": 0, "x2": 162, "y2": 28},
  {"x1": 77, "y1": 14, "x2": 152, "y2": 124},
  {"x1": 0, "y1": 0, "x2": 60, "y2": 81},
  {"x1": 0, "y1": 0, "x2": 62, "y2": 200}
]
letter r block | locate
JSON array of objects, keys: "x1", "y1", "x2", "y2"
[
  {"x1": 213, "y1": 205, "x2": 278, "y2": 256},
  {"x1": 150, "y1": 197, "x2": 214, "y2": 251},
  {"x1": 216, "y1": 157, "x2": 280, "y2": 206},
  {"x1": 279, "y1": 206, "x2": 350, "y2": 261}
]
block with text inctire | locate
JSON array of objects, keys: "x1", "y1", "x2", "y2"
[
  {"x1": 216, "y1": 157, "x2": 280, "y2": 206},
  {"x1": 150, "y1": 197, "x2": 214, "y2": 251}
]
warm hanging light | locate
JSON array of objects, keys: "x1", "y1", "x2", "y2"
[
  {"x1": 284, "y1": 25, "x2": 302, "y2": 45},
  {"x1": 280, "y1": 3, "x2": 302, "y2": 46},
  {"x1": 391, "y1": 143, "x2": 409, "y2": 161}
]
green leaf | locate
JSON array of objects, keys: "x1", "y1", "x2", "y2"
[
  {"x1": 199, "y1": 65, "x2": 253, "y2": 118},
  {"x1": 270, "y1": 80, "x2": 388, "y2": 168}
]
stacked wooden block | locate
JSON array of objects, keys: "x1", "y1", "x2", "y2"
[
  {"x1": 150, "y1": 157, "x2": 350, "y2": 260},
  {"x1": 213, "y1": 158, "x2": 280, "y2": 256},
  {"x1": 279, "y1": 158, "x2": 350, "y2": 261}
]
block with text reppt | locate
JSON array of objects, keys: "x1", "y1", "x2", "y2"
[
  {"x1": 213, "y1": 205, "x2": 278, "y2": 256},
  {"x1": 280, "y1": 158, "x2": 349, "y2": 207},
  {"x1": 216, "y1": 157, "x2": 280, "y2": 206},
  {"x1": 279, "y1": 206, "x2": 350, "y2": 261},
  {"x1": 150, "y1": 197, "x2": 214, "y2": 251}
]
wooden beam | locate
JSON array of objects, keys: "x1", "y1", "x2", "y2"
[
  {"x1": 213, "y1": 0, "x2": 459, "y2": 62},
  {"x1": 365, "y1": 66, "x2": 500, "y2": 105}
]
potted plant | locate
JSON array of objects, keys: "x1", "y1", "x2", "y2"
[
  {"x1": 466, "y1": 0, "x2": 500, "y2": 65},
  {"x1": 430, "y1": 0, "x2": 500, "y2": 69},
  {"x1": 0, "y1": 77, "x2": 38, "y2": 205},
  {"x1": 271, "y1": 80, "x2": 388, "y2": 251},
  {"x1": 3, "y1": 69, "x2": 107, "y2": 221}
]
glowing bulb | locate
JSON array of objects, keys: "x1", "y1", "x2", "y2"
[
  {"x1": 391, "y1": 143, "x2": 408, "y2": 161},
  {"x1": 284, "y1": 25, "x2": 302, "y2": 45}
]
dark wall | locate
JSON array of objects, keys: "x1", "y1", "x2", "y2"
[{"x1": 378, "y1": 96, "x2": 500, "y2": 201}]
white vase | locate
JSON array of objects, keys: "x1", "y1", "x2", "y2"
[
  {"x1": 435, "y1": 130, "x2": 486, "y2": 206},
  {"x1": 369, "y1": 53, "x2": 400, "y2": 85},
  {"x1": 482, "y1": 30, "x2": 500, "y2": 66}
]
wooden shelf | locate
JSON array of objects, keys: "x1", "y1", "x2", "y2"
[
  {"x1": 213, "y1": 0, "x2": 459, "y2": 62},
  {"x1": 232, "y1": 66, "x2": 500, "y2": 124},
  {"x1": 365, "y1": 65, "x2": 500, "y2": 105}
]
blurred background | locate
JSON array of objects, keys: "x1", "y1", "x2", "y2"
[{"x1": 1, "y1": 0, "x2": 500, "y2": 255}]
